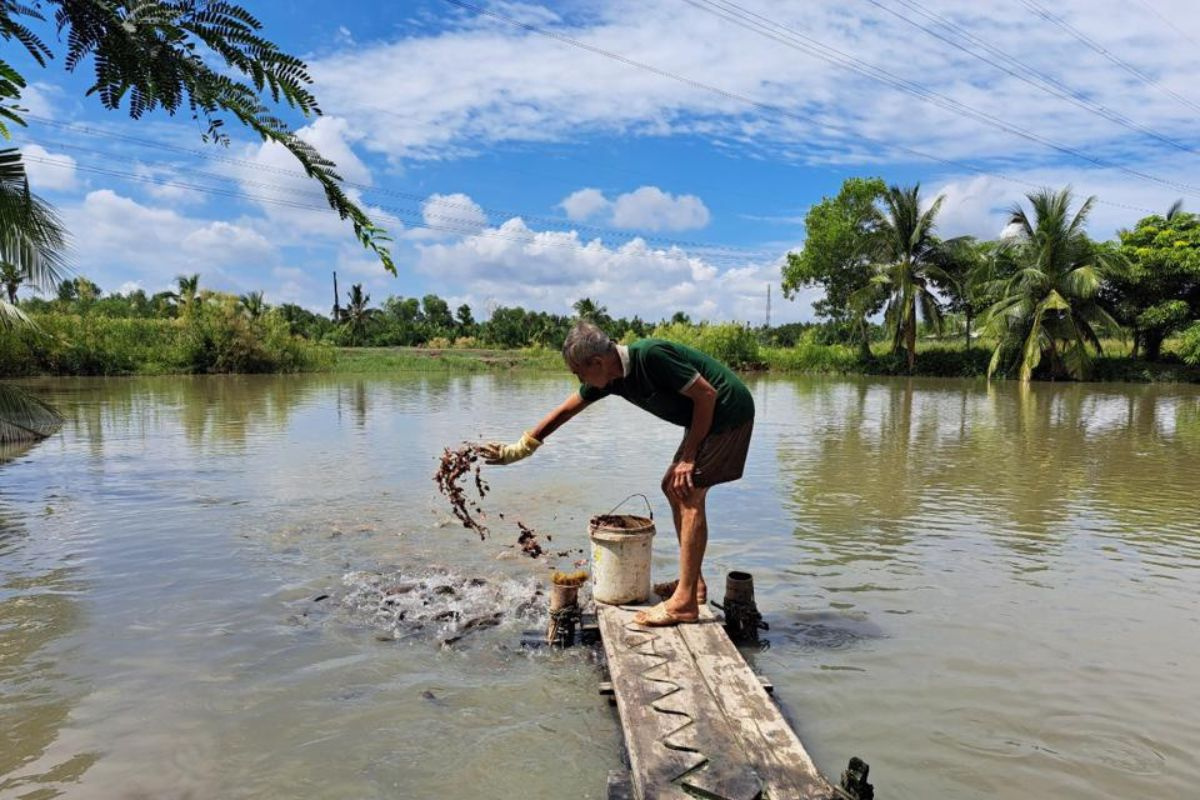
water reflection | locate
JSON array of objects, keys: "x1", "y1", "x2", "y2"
[
  {"x1": 0, "y1": 506, "x2": 93, "y2": 794},
  {"x1": 780, "y1": 378, "x2": 1200, "y2": 563},
  {"x1": 0, "y1": 438, "x2": 39, "y2": 466}
]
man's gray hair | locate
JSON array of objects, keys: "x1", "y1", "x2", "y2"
[{"x1": 562, "y1": 320, "x2": 614, "y2": 368}]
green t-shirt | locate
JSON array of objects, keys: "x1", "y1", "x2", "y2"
[{"x1": 578, "y1": 339, "x2": 754, "y2": 432}]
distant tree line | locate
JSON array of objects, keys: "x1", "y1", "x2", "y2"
[{"x1": 10, "y1": 276, "x2": 741, "y2": 351}]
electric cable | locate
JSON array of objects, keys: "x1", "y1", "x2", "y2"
[
  {"x1": 681, "y1": 0, "x2": 1200, "y2": 197},
  {"x1": 438, "y1": 0, "x2": 1165, "y2": 216}
]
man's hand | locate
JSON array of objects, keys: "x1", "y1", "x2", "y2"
[
  {"x1": 666, "y1": 459, "x2": 696, "y2": 500},
  {"x1": 480, "y1": 432, "x2": 542, "y2": 465}
]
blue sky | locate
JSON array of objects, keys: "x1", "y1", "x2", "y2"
[{"x1": 10, "y1": 0, "x2": 1200, "y2": 323}]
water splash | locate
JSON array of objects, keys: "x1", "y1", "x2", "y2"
[{"x1": 339, "y1": 567, "x2": 546, "y2": 646}]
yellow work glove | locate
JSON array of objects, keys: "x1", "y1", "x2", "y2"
[{"x1": 481, "y1": 431, "x2": 542, "y2": 465}]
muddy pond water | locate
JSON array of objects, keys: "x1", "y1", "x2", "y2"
[{"x1": 2, "y1": 373, "x2": 1198, "y2": 799}]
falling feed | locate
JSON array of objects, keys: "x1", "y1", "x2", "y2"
[
  {"x1": 433, "y1": 444, "x2": 490, "y2": 539},
  {"x1": 433, "y1": 444, "x2": 553, "y2": 559},
  {"x1": 517, "y1": 521, "x2": 544, "y2": 559}
]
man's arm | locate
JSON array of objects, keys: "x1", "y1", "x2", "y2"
[
  {"x1": 482, "y1": 392, "x2": 591, "y2": 465},
  {"x1": 668, "y1": 376, "x2": 718, "y2": 496},
  {"x1": 530, "y1": 391, "x2": 590, "y2": 442}
]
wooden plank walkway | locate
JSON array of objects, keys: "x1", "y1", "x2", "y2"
[{"x1": 597, "y1": 603, "x2": 839, "y2": 800}]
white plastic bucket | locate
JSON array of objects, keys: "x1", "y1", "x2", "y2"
[{"x1": 589, "y1": 514, "x2": 655, "y2": 605}]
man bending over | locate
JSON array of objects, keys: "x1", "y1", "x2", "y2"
[{"x1": 481, "y1": 321, "x2": 754, "y2": 627}]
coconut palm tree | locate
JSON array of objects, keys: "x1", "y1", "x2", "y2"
[
  {"x1": 866, "y1": 184, "x2": 952, "y2": 370},
  {"x1": 981, "y1": 188, "x2": 1124, "y2": 382},
  {"x1": 0, "y1": 148, "x2": 69, "y2": 443},
  {"x1": 173, "y1": 273, "x2": 200, "y2": 315},
  {"x1": 238, "y1": 291, "x2": 266, "y2": 320},
  {"x1": 342, "y1": 284, "x2": 377, "y2": 345},
  {"x1": 572, "y1": 297, "x2": 610, "y2": 327}
]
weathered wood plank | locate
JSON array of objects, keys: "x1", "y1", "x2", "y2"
[
  {"x1": 677, "y1": 611, "x2": 835, "y2": 799},
  {"x1": 598, "y1": 607, "x2": 700, "y2": 800},
  {"x1": 598, "y1": 605, "x2": 763, "y2": 800}
]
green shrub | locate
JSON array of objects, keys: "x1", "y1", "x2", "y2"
[
  {"x1": 0, "y1": 307, "x2": 330, "y2": 376},
  {"x1": 1180, "y1": 321, "x2": 1200, "y2": 366},
  {"x1": 650, "y1": 322, "x2": 761, "y2": 368},
  {"x1": 868, "y1": 346, "x2": 992, "y2": 378},
  {"x1": 761, "y1": 343, "x2": 859, "y2": 373}
]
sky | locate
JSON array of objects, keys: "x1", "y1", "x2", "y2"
[{"x1": 10, "y1": 0, "x2": 1200, "y2": 324}]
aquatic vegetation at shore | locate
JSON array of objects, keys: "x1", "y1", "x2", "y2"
[{"x1": 551, "y1": 570, "x2": 589, "y2": 587}]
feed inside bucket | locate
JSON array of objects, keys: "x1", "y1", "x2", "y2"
[{"x1": 588, "y1": 513, "x2": 655, "y2": 605}]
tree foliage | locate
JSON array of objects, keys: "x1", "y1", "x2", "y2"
[
  {"x1": 1109, "y1": 208, "x2": 1200, "y2": 360},
  {"x1": 782, "y1": 177, "x2": 887, "y2": 321},
  {"x1": 981, "y1": 188, "x2": 1124, "y2": 381}
]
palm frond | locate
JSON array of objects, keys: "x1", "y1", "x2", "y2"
[
  {"x1": 0, "y1": 382, "x2": 63, "y2": 443},
  {"x1": 0, "y1": 148, "x2": 70, "y2": 291},
  {"x1": 1019, "y1": 319, "x2": 1045, "y2": 382},
  {"x1": 0, "y1": 295, "x2": 33, "y2": 328},
  {"x1": 1063, "y1": 264, "x2": 1102, "y2": 299},
  {"x1": 1067, "y1": 193, "x2": 1096, "y2": 236},
  {"x1": 918, "y1": 288, "x2": 944, "y2": 335}
]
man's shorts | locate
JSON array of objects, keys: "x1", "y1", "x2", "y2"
[{"x1": 673, "y1": 420, "x2": 754, "y2": 489}]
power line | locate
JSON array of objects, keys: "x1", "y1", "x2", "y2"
[
  {"x1": 681, "y1": 0, "x2": 1200, "y2": 198},
  {"x1": 438, "y1": 0, "x2": 1159, "y2": 216},
  {"x1": 1019, "y1": 0, "x2": 1200, "y2": 117},
  {"x1": 860, "y1": 0, "x2": 1200, "y2": 158},
  {"x1": 1130, "y1": 0, "x2": 1200, "y2": 51}
]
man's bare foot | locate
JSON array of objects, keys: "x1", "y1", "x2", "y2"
[
  {"x1": 652, "y1": 578, "x2": 708, "y2": 604},
  {"x1": 633, "y1": 600, "x2": 699, "y2": 627}
]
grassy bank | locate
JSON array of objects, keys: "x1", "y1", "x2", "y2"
[
  {"x1": 330, "y1": 347, "x2": 564, "y2": 373},
  {"x1": 331, "y1": 341, "x2": 1200, "y2": 383}
]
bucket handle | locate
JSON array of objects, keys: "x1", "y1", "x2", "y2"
[{"x1": 604, "y1": 493, "x2": 654, "y2": 521}]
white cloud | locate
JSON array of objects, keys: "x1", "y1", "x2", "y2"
[
  {"x1": 308, "y1": 0, "x2": 1200, "y2": 175},
  {"x1": 20, "y1": 82, "x2": 60, "y2": 119},
  {"x1": 415, "y1": 212, "x2": 804, "y2": 321},
  {"x1": 561, "y1": 188, "x2": 611, "y2": 221},
  {"x1": 559, "y1": 185, "x2": 711, "y2": 231},
  {"x1": 22, "y1": 143, "x2": 77, "y2": 191},
  {"x1": 611, "y1": 186, "x2": 710, "y2": 231},
  {"x1": 415, "y1": 192, "x2": 488, "y2": 239},
  {"x1": 61, "y1": 190, "x2": 280, "y2": 293},
  {"x1": 182, "y1": 221, "x2": 274, "y2": 265}
]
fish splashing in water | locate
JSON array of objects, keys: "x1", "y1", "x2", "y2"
[{"x1": 340, "y1": 567, "x2": 545, "y2": 646}]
